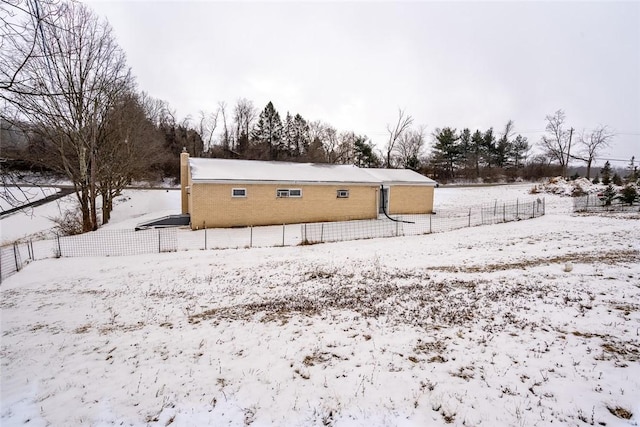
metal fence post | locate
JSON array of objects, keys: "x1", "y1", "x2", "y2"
[
  {"x1": 429, "y1": 214, "x2": 432, "y2": 233},
  {"x1": 13, "y1": 243, "x2": 20, "y2": 272},
  {"x1": 516, "y1": 199, "x2": 519, "y2": 219},
  {"x1": 468, "y1": 208, "x2": 471, "y2": 227},
  {"x1": 56, "y1": 233, "x2": 62, "y2": 257},
  {"x1": 543, "y1": 198, "x2": 546, "y2": 215},
  {"x1": 158, "y1": 229, "x2": 161, "y2": 253},
  {"x1": 321, "y1": 224, "x2": 324, "y2": 243},
  {"x1": 250, "y1": 226, "x2": 253, "y2": 248},
  {"x1": 503, "y1": 204, "x2": 506, "y2": 222},
  {"x1": 204, "y1": 221, "x2": 207, "y2": 250},
  {"x1": 282, "y1": 224, "x2": 285, "y2": 246}
]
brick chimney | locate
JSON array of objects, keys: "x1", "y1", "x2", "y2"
[{"x1": 180, "y1": 148, "x2": 189, "y2": 214}]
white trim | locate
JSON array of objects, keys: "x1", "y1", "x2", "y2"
[
  {"x1": 191, "y1": 179, "x2": 379, "y2": 186},
  {"x1": 276, "y1": 188, "x2": 302, "y2": 198},
  {"x1": 231, "y1": 188, "x2": 247, "y2": 198}
]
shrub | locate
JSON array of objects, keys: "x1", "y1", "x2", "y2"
[
  {"x1": 592, "y1": 175, "x2": 600, "y2": 184},
  {"x1": 616, "y1": 184, "x2": 638, "y2": 205},
  {"x1": 51, "y1": 208, "x2": 83, "y2": 236},
  {"x1": 600, "y1": 184, "x2": 617, "y2": 206},
  {"x1": 612, "y1": 173, "x2": 623, "y2": 186}
]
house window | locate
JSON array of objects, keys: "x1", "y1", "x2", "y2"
[
  {"x1": 276, "y1": 188, "x2": 302, "y2": 198},
  {"x1": 337, "y1": 189, "x2": 349, "y2": 198},
  {"x1": 232, "y1": 188, "x2": 247, "y2": 197}
]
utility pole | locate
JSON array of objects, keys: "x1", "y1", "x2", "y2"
[{"x1": 565, "y1": 127, "x2": 574, "y2": 178}]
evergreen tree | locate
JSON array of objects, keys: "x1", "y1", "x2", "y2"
[
  {"x1": 592, "y1": 175, "x2": 600, "y2": 184},
  {"x1": 600, "y1": 161, "x2": 612, "y2": 185},
  {"x1": 458, "y1": 128, "x2": 473, "y2": 178},
  {"x1": 626, "y1": 156, "x2": 637, "y2": 183},
  {"x1": 481, "y1": 128, "x2": 496, "y2": 169},
  {"x1": 617, "y1": 184, "x2": 638, "y2": 205},
  {"x1": 510, "y1": 135, "x2": 530, "y2": 170},
  {"x1": 470, "y1": 130, "x2": 483, "y2": 178},
  {"x1": 292, "y1": 114, "x2": 310, "y2": 156},
  {"x1": 281, "y1": 112, "x2": 295, "y2": 156},
  {"x1": 252, "y1": 101, "x2": 283, "y2": 160},
  {"x1": 612, "y1": 173, "x2": 623, "y2": 186},
  {"x1": 601, "y1": 183, "x2": 616, "y2": 206},
  {"x1": 432, "y1": 127, "x2": 460, "y2": 179},
  {"x1": 353, "y1": 136, "x2": 380, "y2": 168}
]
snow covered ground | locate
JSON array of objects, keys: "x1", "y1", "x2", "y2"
[{"x1": 1, "y1": 184, "x2": 639, "y2": 426}]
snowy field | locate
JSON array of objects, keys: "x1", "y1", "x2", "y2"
[{"x1": 1, "y1": 184, "x2": 639, "y2": 426}]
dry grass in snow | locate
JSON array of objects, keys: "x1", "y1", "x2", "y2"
[{"x1": 1, "y1": 191, "x2": 639, "y2": 426}]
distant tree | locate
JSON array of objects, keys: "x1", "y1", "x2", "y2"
[
  {"x1": 574, "y1": 125, "x2": 613, "y2": 179},
  {"x1": 494, "y1": 120, "x2": 514, "y2": 169},
  {"x1": 233, "y1": 98, "x2": 257, "y2": 153},
  {"x1": 98, "y1": 92, "x2": 164, "y2": 223},
  {"x1": 385, "y1": 108, "x2": 413, "y2": 168},
  {"x1": 626, "y1": 156, "x2": 637, "y2": 183},
  {"x1": 540, "y1": 110, "x2": 573, "y2": 178},
  {"x1": 592, "y1": 175, "x2": 600, "y2": 184},
  {"x1": 431, "y1": 127, "x2": 460, "y2": 180},
  {"x1": 197, "y1": 109, "x2": 219, "y2": 153},
  {"x1": 353, "y1": 137, "x2": 380, "y2": 168},
  {"x1": 601, "y1": 183, "x2": 616, "y2": 206},
  {"x1": 481, "y1": 128, "x2": 496, "y2": 170},
  {"x1": 470, "y1": 130, "x2": 483, "y2": 178},
  {"x1": 252, "y1": 101, "x2": 283, "y2": 160},
  {"x1": 617, "y1": 184, "x2": 638, "y2": 205},
  {"x1": 291, "y1": 114, "x2": 310, "y2": 156},
  {"x1": 600, "y1": 161, "x2": 612, "y2": 185},
  {"x1": 510, "y1": 134, "x2": 530, "y2": 170},
  {"x1": 394, "y1": 126, "x2": 426, "y2": 170},
  {"x1": 218, "y1": 101, "x2": 231, "y2": 150},
  {"x1": 612, "y1": 173, "x2": 623, "y2": 186}
]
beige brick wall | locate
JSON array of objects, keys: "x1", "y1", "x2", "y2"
[
  {"x1": 388, "y1": 185, "x2": 434, "y2": 215},
  {"x1": 190, "y1": 183, "x2": 379, "y2": 228}
]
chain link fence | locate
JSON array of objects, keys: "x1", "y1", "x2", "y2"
[
  {"x1": 302, "y1": 198, "x2": 545, "y2": 244},
  {"x1": 2, "y1": 198, "x2": 544, "y2": 283},
  {"x1": 573, "y1": 194, "x2": 640, "y2": 213}
]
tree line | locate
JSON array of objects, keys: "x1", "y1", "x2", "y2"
[{"x1": 1, "y1": 1, "x2": 633, "y2": 234}]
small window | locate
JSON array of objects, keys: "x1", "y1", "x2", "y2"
[
  {"x1": 232, "y1": 188, "x2": 246, "y2": 197},
  {"x1": 337, "y1": 189, "x2": 349, "y2": 198},
  {"x1": 277, "y1": 188, "x2": 302, "y2": 198}
]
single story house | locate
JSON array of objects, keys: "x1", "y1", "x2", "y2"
[{"x1": 180, "y1": 152, "x2": 436, "y2": 229}]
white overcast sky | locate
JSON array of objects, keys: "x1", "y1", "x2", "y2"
[{"x1": 85, "y1": 0, "x2": 639, "y2": 166}]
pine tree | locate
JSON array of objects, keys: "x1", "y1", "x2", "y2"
[
  {"x1": 432, "y1": 127, "x2": 460, "y2": 179},
  {"x1": 292, "y1": 114, "x2": 309, "y2": 156},
  {"x1": 592, "y1": 175, "x2": 600, "y2": 184},
  {"x1": 354, "y1": 137, "x2": 380, "y2": 168},
  {"x1": 617, "y1": 184, "x2": 638, "y2": 205},
  {"x1": 626, "y1": 156, "x2": 637, "y2": 183},
  {"x1": 601, "y1": 183, "x2": 617, "y2": 206},
  {"x1": 600, "y1": 161, "x2": 612, "y2": 185},
  {"x1": 612, "y1": 173, "x2": 623, "y2": 186},
  {"x1": 252, "y1": 101, "x2": 283, "y2": 160}
]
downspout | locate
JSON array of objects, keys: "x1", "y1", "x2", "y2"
[{"x1": 380, "y1": 185, "x2": 414, "y2": 224}]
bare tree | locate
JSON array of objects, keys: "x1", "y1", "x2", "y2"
[
  {"x1": 1, "y1": 1, "x2": 133, "y2": 231},
  {"x1": 197, "y1": 109, "x2": 219, "y2": 152},
  {"x1": 394, "y1": 125, "x2": 426, "y2": 170},
  {"x1": 218, "y1": 101, "x2": 231, "y2": 150},
  {"x1": 573, "y1": 125, "x2": 614, "y2": 179},
  {"x1": 385, "y1": 108, "x2": 414, "y2": 168},
  {"x1": 540, "y1": 110, "x2": 573, "y2": 178},
  {"x1": 0, "y1": 0, "x2": 64, "y2": 92},
  {"x1": 98, "y1": 92, "x2": 163, "y2": 223},
  {"x1": 232, "y1": 98, "x2": 256, "y2": 152}
]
